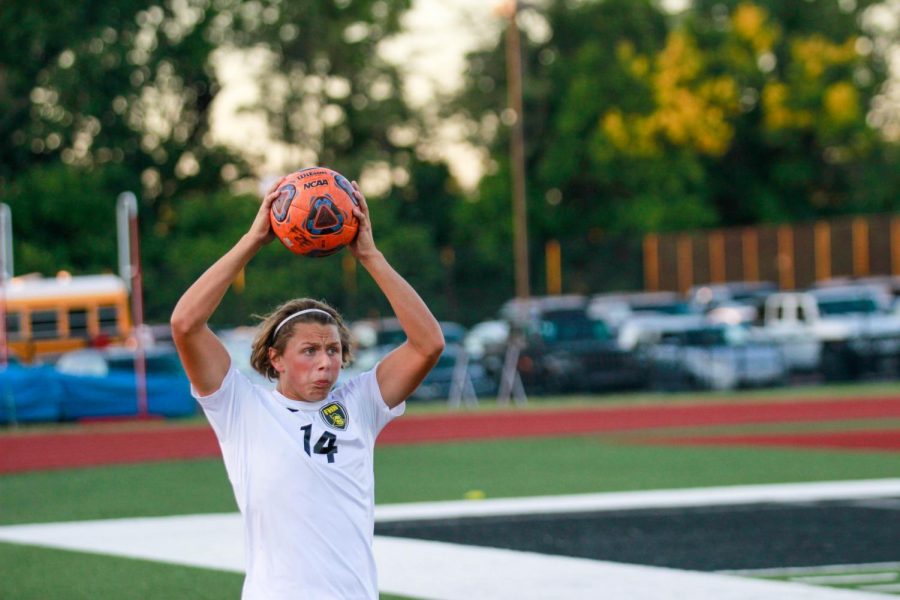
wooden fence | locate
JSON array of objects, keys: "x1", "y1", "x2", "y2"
[{"x1": 643, "y1": 214, "x2": 900, "y2": 293}]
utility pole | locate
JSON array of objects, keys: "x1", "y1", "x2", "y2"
[
  {"x1": 495, "y1": 1, "x2": 530, "y2": 408},
  {"x1": 498, "y1": 0, "x2": 531, "y2": 300}
]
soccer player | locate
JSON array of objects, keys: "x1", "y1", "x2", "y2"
[{"x1": 170, "y1": 177, "x2": 445, "y2": 599}]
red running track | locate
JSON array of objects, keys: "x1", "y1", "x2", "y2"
[
  {"x1": 379, "y1": 397, "x2": 900, "y2": 444},
  {"x1": 2, "y1": 396, "x2": 899, "y2": 474},
  {"x1": 645, "y1": 430, "x2": 900, "y2": 452}
]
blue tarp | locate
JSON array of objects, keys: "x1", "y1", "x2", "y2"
[
  {"x1": 0, "y1": 364, "x2": 65, "y2": 423},
  {"x1": 0, "y1": 365, "x2": 196, "y2": 423}
]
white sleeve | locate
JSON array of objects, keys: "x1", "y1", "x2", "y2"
[
  {"x1": 339, "y1": 367, "x2": 404, "y2": 441},
  {"x1": 192, "y1": 365, "x2": 252, "y2": 443}
]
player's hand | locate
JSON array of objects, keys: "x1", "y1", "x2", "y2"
[
  {"x1": 349, "y1": 181, "x2": 379, "y2": 261},
  {"x1": 249, "y1": 178, "x2": 283, "y2": 246}
]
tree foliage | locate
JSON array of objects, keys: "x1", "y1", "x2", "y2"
[
  {"x1": 0, "y1": 0, "x2": 246, "y2": 205},
  {"x1": 451, "y1": 0, "x2": 898, "y2": 240},
  {"x1": 685, "y1": 0, "x2": 898, "y2": 222}
]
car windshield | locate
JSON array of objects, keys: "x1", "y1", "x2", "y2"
[
  {"x1": 681, "y1": 326, "x2": 747, "y2": 347},
  {"x1": 817, "y1": 297, "x2": 879, "y2": 316},
  {"x1": 631, "y1": 302, "x2": 693, "y2": 315},
  {"x1": 376, "y1": 329, "x2": 408, "y2": 347},
  {"x1": 540, "y1": 311, "x2": 612, "y2": 342}
]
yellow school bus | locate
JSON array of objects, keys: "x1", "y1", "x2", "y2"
[{"x1": 2, "y1": 273, "x2": 132, "y2": 363}]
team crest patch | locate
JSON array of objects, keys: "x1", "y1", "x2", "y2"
[{"x1": 320, "y1": 402, "x2": 348, "y2": 431}]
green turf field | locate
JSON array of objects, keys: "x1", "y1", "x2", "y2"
[
  {"x1": 2, "y1": 391, "x2": 899, "y2": 599},
  {"x1": 2, "y1": 436, "x2": 899, "y2": 526}
]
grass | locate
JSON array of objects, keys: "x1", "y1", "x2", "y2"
[
  {"x1": 0, "y1": 459, "x2": 235, "y2": 526},
  {"x1": 0, "y1": 542, "x2": 416, "y2": 600},
  {"x1": 731, "y1": 563, "x2": 900, "y2": 596},
  {"x1": 0, "y1": 542, "x2": 244, "y2": 600},
  {"x1": 2, "y1": 435, "x2": 898, "y2": 526},
  {"x1": 373, "y1": 436, "x2": 900, "y2": 503}
]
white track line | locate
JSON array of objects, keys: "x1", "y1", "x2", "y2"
[
  {"x1": 2, "y1": 479, "x2": 899, "y2": 599},
  {"x1": 375, "y1": 478, "x2": 900, "y2": 522}
]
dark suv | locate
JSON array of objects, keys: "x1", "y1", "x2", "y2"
[{"x1": 502, "y1": 296, "x2": 642, "y2": 394}]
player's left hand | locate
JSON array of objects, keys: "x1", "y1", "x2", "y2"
[
  {"x1": 249, "y1": 177, "x2": 285, "y2": 247},
  {"x1": 349, "y1": 181, "x2": 379, "y2": 260}
]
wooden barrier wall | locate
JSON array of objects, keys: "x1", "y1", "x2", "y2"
[{"x1": 643, "y1": 214, "x2": 900, "y2": 293}]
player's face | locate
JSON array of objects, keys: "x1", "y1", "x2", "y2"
[{"x1": 271, "y1": 322, "x2": 343, "y2": 402}]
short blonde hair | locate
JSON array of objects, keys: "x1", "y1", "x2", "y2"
[{"x1": 250, "y1": 298, "x2": 353, "y2": 380}]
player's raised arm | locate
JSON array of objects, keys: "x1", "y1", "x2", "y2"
[
  {"x1": 170, "y1": 180, "x2": 281, "y2": 396},
  {"x1": 348, "y1": 181, "x2": 445, "y2": 408}
]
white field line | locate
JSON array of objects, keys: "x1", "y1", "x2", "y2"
[{"x1": 374, "y1": 478, "x2": 900, "y2": 522}]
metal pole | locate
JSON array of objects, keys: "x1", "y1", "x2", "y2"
[
  {"x1": 117, "y1": 194, "x2": 134, "y2": 292},
  {"x1": 0, "y1": 204, "x2": 11, "y2": 367},
  {"x1": 117, "y1": 192, "x2": 148, "y2": 417},
  {"x1": 505, "y1": 1, "x2": 530, "y2": 300}
]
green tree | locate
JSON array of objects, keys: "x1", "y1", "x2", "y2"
[
  {"x1": 1, "y1": 164, "x2": 126, "y2": 276},
  {"x1": 686, "y1": 0, "x2": 898, "y2": 223},
  {"x1": 0, "y1": 1, "x2": 246, "y2": 200}
]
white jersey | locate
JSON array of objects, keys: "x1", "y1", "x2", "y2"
[{"x1": 193, "y1": 365, "x2": 404, "y2": 600}]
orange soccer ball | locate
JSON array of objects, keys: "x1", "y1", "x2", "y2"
[{"x1": 269, "y1": 167, "x2": 360, "y2": 257}]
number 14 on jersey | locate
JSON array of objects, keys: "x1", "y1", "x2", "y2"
[{"x1": 300, "y1": 424, "x2": 338, "y2": 463}]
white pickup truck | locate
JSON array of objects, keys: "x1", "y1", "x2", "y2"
[{"x1": 761, "y1": 285, "x2": 900, "y2": 379}]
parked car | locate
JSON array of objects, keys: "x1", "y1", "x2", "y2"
[
  {"x1": 760, "y1": 284, "x2": 900, "y2": 378},
  {"x1": 644, "y1": 323, "x2": 788, "y2": 391},
  {"x1": 462, "y1": 319, "x2": 509, "y2": 381},
  {"x1": 408, "y1": 343, "x2": 497, "y2": 401},
  {"x1": 688, "y1": 281, "x2": 777, "y2": 313},
  {"x1": 501, "y1": 296, "x2": 643, "y2": 394},
  {"x1": 344, "y1": 319, "x2": 494, "y2": 401},
  {"x1": 351, "y1": 318, "x2": 466, "y2": 349},
  {"x1": 463, "y1": 319, "x2": 510, "y2": 360}
]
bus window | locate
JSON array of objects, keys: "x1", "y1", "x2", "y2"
[
  {"x1": 68, "y1": 308, "x2": 89, "y2": 338},
  {"x1": 31, "y1": 310, "x2": 59, "y2": 339},
  {"x1": 6, "y1": 313, "x2": 21, "y2": 340},
  {"x1": 98, "y1": 305, "x2": 119, "y2": 335}
]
